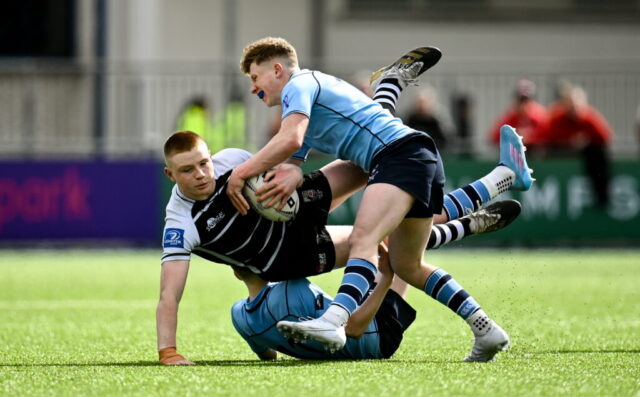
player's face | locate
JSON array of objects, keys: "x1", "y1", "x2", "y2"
[
  {"x1": 248, "y1": 61, "x2": 283, "y2": 107},
  {"x1": 165, "y1": 142, "x2": 215, "y2": 201}
]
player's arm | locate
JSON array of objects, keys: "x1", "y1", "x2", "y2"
[
  {"x1": 227, "y1": 113, "x2": 309, "y2": 214},
  {"x1": 156, "y1": 259, "x2": 195, "y2": 365},
  {"x1": 345, "y1": 244, "x2": 394, "y2": 338},
  {"x1": 257, "y1": 348, "x2": 278, "y2": 361}
]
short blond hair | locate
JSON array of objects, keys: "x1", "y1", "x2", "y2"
[{"x1": 240, "y1": 37, "x2": 298, "y2": 74}]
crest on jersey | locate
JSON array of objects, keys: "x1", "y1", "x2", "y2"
[
  {"x1": 301, "y1": 189, "x2": 323, "y2": 203},
  {"x1": 163, "y1": 228, "x2": 184, "y2": 248},
  {"x1": 206, "y1": 213, "x2": 225, "y2": 231}
]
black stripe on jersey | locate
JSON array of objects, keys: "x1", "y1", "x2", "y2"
[{"x1": 226, "y1": 217, "x2": 263, "y2": 255}]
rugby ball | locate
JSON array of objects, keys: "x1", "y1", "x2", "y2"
[{"x1": 243, "y1": 171, "x2": 300, "y2": 222}]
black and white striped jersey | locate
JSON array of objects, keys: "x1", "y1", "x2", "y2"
[{"x1": 161, "y1": 148, "x2": 289, "y2": 274}]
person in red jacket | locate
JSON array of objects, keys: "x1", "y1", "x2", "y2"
[
  {"x1": 489, "y1": 79, "x2": 549, "y2": 148},
  {"x1": 543, "y1": 82, "x2": 613, "y2": 207}
]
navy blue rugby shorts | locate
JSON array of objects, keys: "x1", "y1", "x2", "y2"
[
  {"x1": 368, "y1": 131, "x2": 445, "y2": 218},
  {"x1": 375, "y1": 288, "x2": 417, "y2": 358}
]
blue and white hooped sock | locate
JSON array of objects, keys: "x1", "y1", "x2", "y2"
[
  {"x1": 443, "y1": 181, "x2": 491, "y2": 221},
  {"x1": 423, "y1": 268, "x2": 480, "y2": 320},
  {"x1": 332, "y1": 258, "x2": 378, "y2": 315},
  {"x1": 442, "y1": 165, "x2": 516, "y2": 221}
]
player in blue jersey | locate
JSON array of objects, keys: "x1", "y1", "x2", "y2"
[
  {"x1": 228, "y1": 38, "x2": 532, "y2": 361},
  {"x1": 231, "y1": 200, "x2": 521, "y2": 361},
  {"x1": 231, "y1": 244, "x2": 414, "y2": 360}
]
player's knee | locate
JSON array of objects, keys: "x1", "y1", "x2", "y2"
[
  {"x1": 392, "y1": 262, "x2": 425, "y2": 287},
  {"x1": 347, "y1": 228, "x2": 377, "y2": 255}
]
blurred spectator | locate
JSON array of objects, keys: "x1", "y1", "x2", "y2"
[
  {"x1": 489, "y1": 79, "x2": 548, "y2": 148},
  {"x1": 176, "y1": 95, "x2": 247, "y2": 153},
  {"x1": 542, "y1": 82, "x2": 613, "y2": 208},
  {"x1": 452, "y1": 93, "x2": 474, "y2": 158},
  {"x1": 176, "y1": 96, "x2": 214, "y2": 142},
  {"x1": 350, "y1": 70, "x2": 374, "y2": 98},
  {"x1": 404, "y1": 86, "x2": 453, "y2": 152},
  {"x1": 636, "y1": 103, "x2": 640, "y2": 157}
]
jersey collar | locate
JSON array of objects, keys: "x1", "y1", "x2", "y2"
[{"x1": 244, "y1": 284, "x2": 272, "y2": 313}]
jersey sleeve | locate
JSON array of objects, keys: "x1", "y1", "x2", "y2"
[
  {"x1": 281, "y1": 72, "x2": 319, "y2": 120},
  {"x1": 230, "y1": 304, "x2": 271, "y2": 355},
  {"x1": 291, "y1": 142, "x2": 311, "y2": 162},
  {"x1": 161, "y1": 191, "x2": 200, "y2": 263},
  {"x1": 212, "y1": 148, "x2": 253, "y2": 177}
]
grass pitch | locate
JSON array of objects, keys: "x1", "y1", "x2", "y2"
[{"x1": 1, "y1": 249, "x2": 639, "y2": 396}]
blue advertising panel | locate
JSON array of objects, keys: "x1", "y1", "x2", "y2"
[{"x1": 0, "y1": 161, "x2": 161, "y2": 244}]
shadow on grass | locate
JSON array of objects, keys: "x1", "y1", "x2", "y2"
[
  {"x1": 0, "y1": 360, "x2": 331, "y2": 368},
  {"x1": 0, "y1": 358, "x2": 458, "y2": 367},
  {"x1": 536, "y1": 349, "x2": 640, "y2": 354}
]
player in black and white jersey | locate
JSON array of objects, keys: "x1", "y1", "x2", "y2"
[{"x1": 161, "y1": 135, "x2": 362, "y2": 281}]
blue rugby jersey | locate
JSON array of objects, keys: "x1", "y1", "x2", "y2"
[
  {"x1": 231, "y1": 278, "x2": 383, "y2": 359},
  {"x1": 282, "y1": 69, "x2": 412, "y2": 171}
]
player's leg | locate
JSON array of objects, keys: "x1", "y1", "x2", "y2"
[
  {"x1": 328, "y1": 183, "x2": 414, "y2": 319},
  {"x1": 387, "y1": 220, "x2": 510, "y2": 362},
  {"x1": 370, "y1": 47, "x2": 442, "y2": 116},
  {"x1": 326, "y1": 198, "x2": 521, "y2": 266},
  {"x1": 278, "y1": 184, "x2": 414, "y2": 352},
  {"x1": 319, "y1": 160, "x2": 368, "y2": 212},
  {"x1": 368, "y1": 49, "x2": 532, "y2": 223},
  {"x1": 428, "y1": 199, "x2": 521, "y2": 249},
  {"x1": 441, "y1": 125, "x2": 534, "y2": 221}
]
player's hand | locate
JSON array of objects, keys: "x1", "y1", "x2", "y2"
[
  {"x1": 377, "y1": 243, "x2": 394, "y2": 286},
  {"x1": 227, "y1": 168, "x2": 250, "y2": 215},
  {"x1": 256, "y1": 164, "x2": 303, "y2": 210},
  {"x1": 158, "y1": 347, "x2": 195, "y2": 366}
]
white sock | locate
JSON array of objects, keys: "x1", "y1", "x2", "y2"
[
  {"x1": 479, "y1": 166, "x2": 516, "y2": 198},
  {"x1": 322, "y1": 304, "x2": 350, "y2": 327},
  {"x1": 466, "y1": 309, "x2": 493, "y2": 336}
]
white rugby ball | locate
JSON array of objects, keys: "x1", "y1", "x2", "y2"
[{"x1": 243, "y1": 171, "x2": 300, "y2": 222}]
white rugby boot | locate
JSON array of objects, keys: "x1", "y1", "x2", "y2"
[
  {"x1": 277, "y1": 317, "x2": 347, "y2": 353},
  {"x1": 464, "y1": 314, "x2": 510, "y2": 362}
]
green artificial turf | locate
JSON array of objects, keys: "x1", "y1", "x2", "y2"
[{"x1": 1, "y1": 249, "x2": 639, "y2": 396}]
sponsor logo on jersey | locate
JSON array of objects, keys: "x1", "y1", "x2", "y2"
[
  {"x1": 206, "y1": 213, "x2": 225, "y2": 231},
  {"x1": 301, "y1": 189, "x2": 323, "y2": 203},
  {"x1": 163, "y1": 228, "x2": 184, "y2": 248},
  {"x1": 282, "y1": 94, "x2": 290, "y2": 109}
]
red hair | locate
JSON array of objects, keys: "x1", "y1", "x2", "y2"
[{"x1": 164, "y1": 130, "x2": 204, "y2": 160}]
